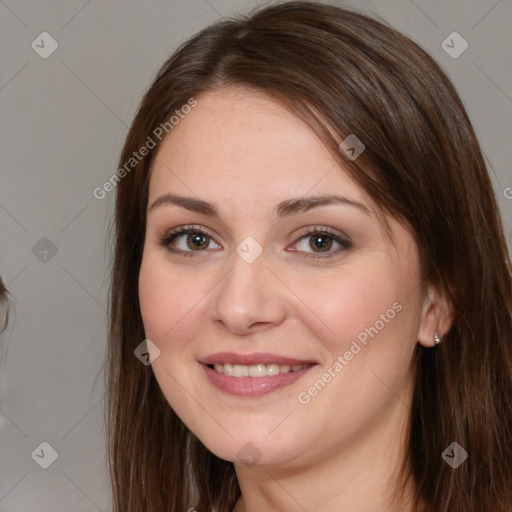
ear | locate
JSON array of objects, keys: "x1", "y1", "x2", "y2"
[{"x1": 417, "y1": 283, "x2": 454, "y2": 347}]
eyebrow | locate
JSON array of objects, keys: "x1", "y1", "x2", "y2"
[{"x1": 148, "y1": 193, "x2": 371, "y2": 219}]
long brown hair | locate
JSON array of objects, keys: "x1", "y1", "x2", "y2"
[{"x1": 105, "y1": 2, "x2": 512, "y2": 511}]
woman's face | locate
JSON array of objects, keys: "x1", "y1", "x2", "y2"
[{"x1": 138, "y1": 87, "x2": 433, "y2": 469}]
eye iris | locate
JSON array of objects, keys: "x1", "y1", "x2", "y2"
[
  {"x1": 310, "y1": 234, "x2": 332, "y2": 252},
  {"x1": 187, "y1": 233, "x2": 209, "y2": 250}
]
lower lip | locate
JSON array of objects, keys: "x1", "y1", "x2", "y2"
[{"x1": 200, "y1": 363, "x2": 316, "y2": 396}]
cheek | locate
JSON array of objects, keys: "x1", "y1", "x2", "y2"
[
  {"x1": 291, "y1": 264, "x2": 406, "y2": 354},
  {"x1": 138, "y1": 254, "x2": 204, "y2": 409},
  {"x1": 288, "y1": 260, "x2": 422, "y2": 419},
  {"x1": 138, "y1": 259, "x2": 172, "y2": 340},
  {"x1": 138, "y1": 252, "x2": 206, "y2": 343},
  {"x1": 288, "y1": 267, "x2": 419, "y2": 439}
]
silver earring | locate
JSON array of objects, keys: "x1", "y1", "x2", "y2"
[{"x1": 434, "y1": 331, "x2": 441, "y2": 345}]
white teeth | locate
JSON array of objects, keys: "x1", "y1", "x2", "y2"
[
  {"x1": 210, "y1": 363, "x2": 306, "y2": 377},
  {"x1": 266, "y1": 364, "x2": 280, "y2": 375},
  {"x1": 249, "y1": 364, "x2": 267, "y2": 377},
  {"x1": 233, "y1": 364, "x2": 249, "y2": 377}
]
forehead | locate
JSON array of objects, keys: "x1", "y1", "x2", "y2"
[{"x1": 148, "y1": 87, "x2": 372, "y2": 211}]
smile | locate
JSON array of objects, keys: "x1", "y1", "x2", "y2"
[{"x1": 199, "y1": 353, "x2": 318, "y2": 396}]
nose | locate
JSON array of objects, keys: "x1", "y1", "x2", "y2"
[{"x1": 209, "y1": 248, "x2": 287, "y2": 335}]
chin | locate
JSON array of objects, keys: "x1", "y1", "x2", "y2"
[{"x1": 190, "y1": 424, "x2": 310, "y2": 469}]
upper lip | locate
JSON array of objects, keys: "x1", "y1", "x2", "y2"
[{"x1": 200, "y1": 352, "x2": 317, "y2": 366}]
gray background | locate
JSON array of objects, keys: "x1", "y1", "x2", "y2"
[{"x1": 0, "y1": 0, "x2": 510, "y2": 510}]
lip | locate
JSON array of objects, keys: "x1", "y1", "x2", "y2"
[
  {"x1": 199, "y1": 352, "x2": 317, "y2": 366},
  {"x1": 199, "y1": 352, "x2": 318, "y2": 397}
]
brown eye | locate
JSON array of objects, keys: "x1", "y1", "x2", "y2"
[
  {"x1": 160, "y1": 226, "x2": 221, "y2": 257},
  {"x1": 290, "y1": 227, "x2": 352, "y2": 259},
  {"x1": 186, "y1": 233, "x2": 210, "y2": 250},
  {"x1": 309, "y1": 234, "x2": 334, "y2": 252}
]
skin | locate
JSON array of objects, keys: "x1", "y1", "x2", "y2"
[{"x1": 138, "y1": 87, "x2": 452, "y2": 512}]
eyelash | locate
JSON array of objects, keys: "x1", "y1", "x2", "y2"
[{"x1": 158, "y1": 224, "x2": 352, "y2": 259}]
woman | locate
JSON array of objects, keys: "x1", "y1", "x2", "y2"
[{"x1": 105, "y1": 2, "x2": 512, "y2": 511}]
